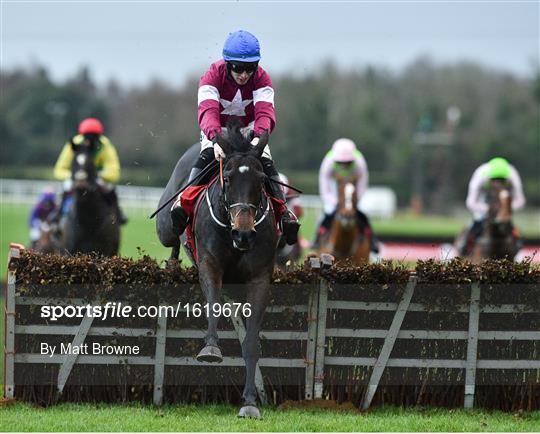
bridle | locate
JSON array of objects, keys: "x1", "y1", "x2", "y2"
[
  {"x1": 206, "y1": 156, "x2": 270, "y2": 229},
  {"x1": 72, "y1": 148, "x2": 98, "y2": 192}
]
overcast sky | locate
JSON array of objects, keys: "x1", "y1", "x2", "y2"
[{"x1": 1, "y1": 1, "x2": 538, "y2": 87}]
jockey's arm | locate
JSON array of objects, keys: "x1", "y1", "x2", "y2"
[
  {"x1": 465, "y1": 166, "x2": 488, "y2": 216},
  {"x1": 252, "y1": 74, "x2": 276, "y2": 137},
  {"x1": 53, "y1": 142, "x2": 74, "y2": 181},
  {"x1": 355, "y1": 153, "x2": 369, "y2": 202},
  {"x1": 319, "y1": 156, "x2": 337, "y2": 214},
  {"x1": 98, "y1": 139, "x2": 121, "y2": 184},
  {"x1": 198, "y1": 64, "x2": 222, "y2": 141},
  {"x1": 509, "y1": 167, "x2": 526, "y2": 210}
]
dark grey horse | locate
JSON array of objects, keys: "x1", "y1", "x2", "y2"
[
  {"x1": 61, "y1": 140, "x2": 120, "y2": 256},
  {"x1": 156, "y1": 125, "x2": 279, "y2": 418}
]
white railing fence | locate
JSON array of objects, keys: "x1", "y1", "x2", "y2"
[{"x1": 0, "y1": 178, "x2": 397, "y2": 218}]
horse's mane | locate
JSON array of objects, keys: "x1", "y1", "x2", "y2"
[{"x1": 226, "y1": 119, "x2": 253, "y2": 154}]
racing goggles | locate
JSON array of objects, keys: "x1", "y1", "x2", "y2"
[{"x1": 228, "y1": 61, "x2": 259, "y2": 74}]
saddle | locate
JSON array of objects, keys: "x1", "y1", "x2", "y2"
[{"x1": 179, "y1": 177, "x2": 286, "y2": 262}]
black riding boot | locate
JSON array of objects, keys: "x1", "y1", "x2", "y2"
[
  {"x1": 356, "y1": 210, "x2": 380, "y2": 254},
  {"x1": 312, "y1": 212, "x2": 334, "y2": 249},
  {"x1": 458, "y1": 219, "x2": 484, "y2": 256},
  {"x1": 170, "y1": 167, "x2": 203, "y2": 236},
  {"x1": 47, "y1": 191, "x2": 68, "y2": 224},
  {"x1": 262, "y1": 158, "x2": 300, "y2": 245}
]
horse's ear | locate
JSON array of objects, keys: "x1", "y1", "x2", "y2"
[
  {"x1": 214, "y1": 131, "x2": 233, "y2": 156},
  {"x1": 251, "y1": 131, "x2": 269, "y2": 159}
]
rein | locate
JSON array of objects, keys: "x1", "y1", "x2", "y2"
[
  {"x1": 206, "y1": 171, "x2": 270, "y2": 230},
  {"x1": 219, "y1": 157, "x2": 224, "y2": 188}
]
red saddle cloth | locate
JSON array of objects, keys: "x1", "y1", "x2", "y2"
[{"x1": 178, "y1": 179, "x2": 286, "y2": 263}]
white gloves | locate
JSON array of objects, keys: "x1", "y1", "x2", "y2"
[
  {"x1": 96, "y1": 177, "x2": 113, "y2": 192},
  {"x1": 214, "y1": 143, "x2": 225, "y2": 160},
  {"x1": 213, "y1": 136, "x2": 259, "y2": 160}
]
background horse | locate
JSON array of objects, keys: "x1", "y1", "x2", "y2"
[
  {"x1": 33, "y1": 221, "x2": 63, "y2": 254},
  {"x1": 61, "y1": 141, "x2": 120, "y2": 255},
  {"x1": 318, "y1": 175, "x2": 370, "y2": 265},
  {"x1": 156, "y1": 124, "x2": 278, "y2": 418},
  {"x1": 470, "y1": 179, "x2": 519, "y2": 262}
]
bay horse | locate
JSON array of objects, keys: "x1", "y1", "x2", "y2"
[
  {"x1": 318, "y1": 175, "x2": 370, "y2": 265},
  {"x1": 61, "y1": 140, "x2": 120, "y2": 255},
  {"x1": 156, "y1": 123, "x2": 279, "y2": 418},
  {"x1": 33, "y1": 221, "x2": 63, "y2": 254},
  {"x1": 470, "y1": 179, "x2": 519, "y2": 263}
]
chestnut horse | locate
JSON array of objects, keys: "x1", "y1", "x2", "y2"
[
  {"x1": 470, "y1": 179, "x2": 519, "y2": 263},
  {"x1": 318, "y1": 176, "x2": 370, "y2": 264}
]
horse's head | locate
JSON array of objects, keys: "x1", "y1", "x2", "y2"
[
  {"x1": 484, "y1": 179, "x2": 514, "y2": 241},
  {"x1": 336, "y1": 175, "x2": 358, "y2": 229},
  {"x1": 70, "y1": 135, "x2": 98, "y2": 190},
  {"x1": 215, "y1": 124, "x2": 269, "y2": 251},
  {"x1": 486, "y1": 179, "x2": 512, "y2": 223}
]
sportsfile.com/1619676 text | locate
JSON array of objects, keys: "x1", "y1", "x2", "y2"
[{"x1": 40, "y1": 301, "x2": 252, "y2": 321}]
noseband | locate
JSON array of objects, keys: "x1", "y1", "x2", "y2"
[{"x1": 205, "y1": 171, "x2": 270, "y2": 229}]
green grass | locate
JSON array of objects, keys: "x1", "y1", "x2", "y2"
[{"x1": 0, "y1": 403, "x2": 538, "y2": 432}]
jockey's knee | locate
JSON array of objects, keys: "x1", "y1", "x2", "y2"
[
  {"x1": 355, "y1": 209, "x2": 370, "y2": 228},
  {"x1": 195, "y1": 147, "x2": 215, "y2": 170},
  {"x1": 321, "y1": 212, "x2": 335, "y2": 229},
  {"x1": 261, "y1": 157, "x2": 278, "y2": 177},
  {"x1": 30, "y1": 227, "x2": 41, "y2": 242},
  {"x1": 62, "y1": 179, "x2": 73, "y2": 194},
  {"x1": 471, "y1": 219, "x2": 484, "y2": 236}
]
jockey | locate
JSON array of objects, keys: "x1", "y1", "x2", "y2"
[
  {"x1": 51, "y1": 117, "x2": 127, "y2": 224},
  {"x1": 312, "y1": 138, "x2": 379, "y2": 253},
  {"x1": 29, "y1": 188, "x2": 57, "y2": 247},
  {"x1": 170, "y1": 30, "x2": 299, "y2": 245},
  {"x1": 457, "y1": 157, "x2": 525, "y2": 256}
]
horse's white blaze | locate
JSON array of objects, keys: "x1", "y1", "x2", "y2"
[
  {"x1": 76, "y1": 154, "x2": 87, "y2": 166},
  {"x1": 499, "y1": 189, "x2": 510, "y2": 200},
  {"x1": 238, "y1": 165, "x2": 249, "y2": 173},
  {"x1": 344, "y1": 183, "x2": 355, "y2": 210}
]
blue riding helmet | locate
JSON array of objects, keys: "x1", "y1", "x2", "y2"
[
  {"x1": 223, "y1": 30, "x2": 261, "y2": 62},
  {"x1": 39, "y1": 189, "x2": 56, "y2": 203}
]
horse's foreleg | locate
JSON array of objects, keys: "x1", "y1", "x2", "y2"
[
  {"x1": 166, "y1": 244, "x2": 180, "y2": 269},
  {"x1": 196, "y1": 258, "x2": 223, "y2": 363},
  {"x1": 239, "y1": 278, "x2": 269, "y2": 418}
]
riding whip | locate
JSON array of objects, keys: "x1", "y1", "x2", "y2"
[
  {"x1": 267, "y1": 176, "x2": 303, "y2": 194},
  {"x1": 148, "y1": 160, "x2": 218, "y2": 219}
]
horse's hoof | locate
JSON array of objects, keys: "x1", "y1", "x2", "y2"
[
  {"x1": 238, "y1": 405, "x2": 261, "y2": 418},
  {"x1": 196, "y1": 345, "x2": 223, "y2": 363},
  {"x1": 165, "y1": 258, "x2": 179, "y2": 270}
]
